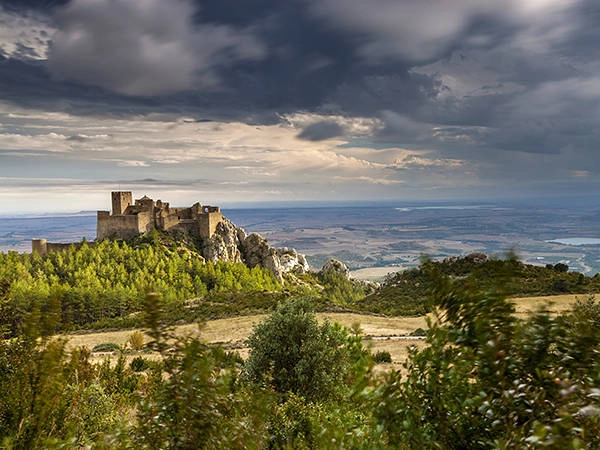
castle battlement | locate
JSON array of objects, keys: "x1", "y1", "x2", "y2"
[{"x1": 96, "y1": 191, "x2": 223, "y2": 241}]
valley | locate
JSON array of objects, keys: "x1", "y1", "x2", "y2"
[{"x1": 3, "y1": 198, "x2": 600, "y2": 279}]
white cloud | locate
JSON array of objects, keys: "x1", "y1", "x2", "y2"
[
  {"x1": 332, "y1": 175, "x2": 403, "y2": 185},
  {"x1": 0, "y1": 103, "x2": 494, "y2": 208},
  {"x1": 0, "y1": 8, "x2": 54, "y2": 60},
  {"x1": 283, "y1": 112, "x2": 382, "y2": 137},
  {"x1": 0, "y1": 132, "x2": 72, "y2": 152},
  {"x1": 4, "y1": 100, "x2": 593, "y2": 212},
  {"x1": 392, "y1": 154, "x2": 466, "y2": 170},
  {"x1": 116, "y1": 160, "x2": 150, "y2": 167}
]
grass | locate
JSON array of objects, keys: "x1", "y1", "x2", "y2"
[
  {"x1": 510, "y1": 293, "x2": 583, "y2": 314},
  {"x1": 63, "y1": 294, "x2": 593, "y2": 367}
]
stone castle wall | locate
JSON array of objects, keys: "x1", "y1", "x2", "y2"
[
  {"x1": 197, "y1": 211, "x2": 224, "y2": 239},
  {"x1": 33, "y1": 192, "x2": 224, "y2": 253},
  {"x1": 97, "y1": 209, "x2": 153, "y2": 240},
  {"x1": 97, "y1": 192, "x2": 223, "y2": 241},
  {"x1": 32, "y1": 239, "x2": 95, "y2": 256}
]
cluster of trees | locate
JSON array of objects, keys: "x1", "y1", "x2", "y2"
[
  {"x1": 0, "y1": 238, "x2": 372, "y2": 337},
  {"x1": 2, "y1": 262, "x2": 600, "y2": 448},
  {"x1": 0, "y1": 240, "x2": 283, "y2": 335}
]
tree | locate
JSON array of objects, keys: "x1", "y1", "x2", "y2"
[
  {"x1": 554, "y1": 262, "x2": 569, "y2": 272},
  {"x1": 244, "y1": 298, "x2": 364, "y2": 402}
]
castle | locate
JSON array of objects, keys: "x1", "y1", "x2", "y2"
[
  {"x1": 97, "y1": 192, "x2": 224, "y2": 240},
  {"x1": 32, "y1": 192, "x2": 224, "y2": 254}
]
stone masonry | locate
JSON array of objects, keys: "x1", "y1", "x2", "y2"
[{"x1": 96, "y1": 191, "x2": 223, "y2": 240}]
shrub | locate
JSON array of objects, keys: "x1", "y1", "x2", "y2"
[
  {"x1": 130, "y1": 356, "x2": 149, "y2": 372},
  {"x1": 135, "y1": 293, "x2": 272, "y2": 448},
  {"x1": 410, "y1": 327, "x2": 427, "y2": 336},
  {"x1": 92, "y1": 342, "x2": 121, "y2": 353},
  {"x1": 374, "y1": 260, "x2": 600, "y2": 448},
  {"x1": 372, "y1": 350, "x2": 392, "y2": 364},
  {"x1": 128, "y1": 330, "x2": 145, "y2": 351},
  {"x1": 244, "y1": 298, "x2": 368, "y2": 402}
]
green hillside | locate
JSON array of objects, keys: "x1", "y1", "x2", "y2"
[
  {"x1": 357, "y1": 253, "x2": 600, "y2": 316},
  {"x1": 0, "y1": 236, "x2": 370, "y2": 337}
]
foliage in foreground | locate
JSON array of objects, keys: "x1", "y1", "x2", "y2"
[
  {"x1": 244, "y1": 298, "x2": 370, "y2": 402},
  {"x1": 1, "y1": 261, "x2": 600, "y2": 448},
  {"x1": 375, "y1": 258, "x2": 600, "y2": 448}
]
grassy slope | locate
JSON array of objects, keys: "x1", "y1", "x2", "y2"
[
  {"x1": 357, "y1": 256, "x2": 600, "y2": 316},
  {"x1": 64, "y1": 293, "x2": 586, "y2": 369}
]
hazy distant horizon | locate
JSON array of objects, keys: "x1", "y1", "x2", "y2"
[
  {"x1": 2, "y1": 192, "x2": 600, "y2": 217},
  {"x1": 2, "y1": 198, "x2": 600, "y2": 275}
]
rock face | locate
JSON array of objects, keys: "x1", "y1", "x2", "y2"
[
  {"x1": 319, "y1": 258, "x2": 379, "y2": 294},
  {"x1": 202, "y1": 219, "x2": 244, "y2": 264},
  {"x1": 320, "y1": 258, "x2": 351, "y2": 279},
  {"x1": 202, "y1": 217, "x2": 309, "y2": 282}
]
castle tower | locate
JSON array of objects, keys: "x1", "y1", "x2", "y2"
[
  {"x1": 111, "y1": 191, "x2": 132, "y2": 215},
  {"x1": 32, "y1": 238, "x2": 48, "y2": 255}
]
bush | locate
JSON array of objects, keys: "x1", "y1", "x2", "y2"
[
  {"x1": 410, "y1": 327, "x2": 427, "y2": 336},
  {"x1": 244, "y1": 298, "x2": 367, "y2": 402},
  {"x1": 129, "y1": 356, "x2": 149, "y2": 372},
  {"x1": 372, "y1": 350, "x2": 392, "y2": 364},
  {"x1": 374, "y1": 261, "x2": 600, "y2": 448},
  {"x1": 128, "y1": 330, "x2": 145, "y2": 350},
  {"x1": 92, "y1": 342, "x2": 121, "y2": 353},
  {"x1": 135, "y1": 292, "x2": 272, "y2": 448}
]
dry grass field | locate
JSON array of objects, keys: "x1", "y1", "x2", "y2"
[
  {"x1": 64, "y1": 293, "x2": 593, "y2": 367},
  {"x1": 510, "y1": 293, "x2": 586, "y2": 315}
]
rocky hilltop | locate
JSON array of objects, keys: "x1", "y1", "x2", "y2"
[
  {"x1": 37, "y1": 191, "x2": 311, "y2": 283},
  {"x1": 202, "y1": 217, "x2": 309, "y2": 282}
]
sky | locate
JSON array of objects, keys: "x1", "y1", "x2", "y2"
[{"x1": 0, "y1": 0, "x2": 599, "y2": 213}]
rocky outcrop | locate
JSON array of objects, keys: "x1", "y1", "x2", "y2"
[
  {"x1": 202, "y1": 217, "x2": 309, "y2": 282},
  {"x1": 320, "y1": 258, "x2": 351, "y2": 279},
  {"x1": 278, "y1": 248, "x2": 309, "y2": 275},
  {"x1": 202, "y1": 219, "x2": 244, "y2": 264},
  {"x1": 319, "y1": 258, "x2": 378, "y2": 294}
]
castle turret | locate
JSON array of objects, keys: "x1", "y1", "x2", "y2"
[
  {"x1": 111, "y1": 191, "x2": 132, "y2": 215},
  {"x1": 32, "y1": 238, "x2": 48, "y2": 255}
]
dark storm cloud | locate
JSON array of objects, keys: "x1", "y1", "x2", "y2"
[
  {"x1": 13, "y1": 43, "x2": 41, "y2": 59},
  {"x1": 0, "y1": 0, "x2": 68, "y2": 13},
  {"x1": 1, "y1": 0, "x2": 600, "y2": 172},
  {"x1": 297, "y1": 121, "x2": 343, "y2": 141},
  {"x1": 47, "y1": 0, "x2": 266, "y2": 96},
  {"x1": 0, "y1": 0, "x2": 438, "y2": 119}
]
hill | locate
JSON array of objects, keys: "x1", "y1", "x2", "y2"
[
  {"x1": 0, "y1": 236, "x2": 372, "y2": 336},
  {"x1": 356, "y1": 253, "x2": 600, "y2": 316},
  {"x1": 3, "y1": 233, "x2": 600, "y2": 339}
]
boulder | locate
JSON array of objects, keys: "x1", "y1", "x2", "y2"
[{"x1": 277, "y1": 248, "x2": 310, "y2": 275}]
